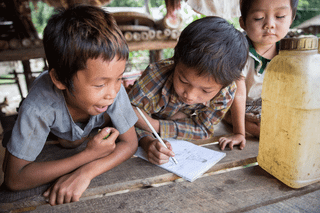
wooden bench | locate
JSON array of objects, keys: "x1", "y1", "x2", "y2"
[{"x1": 0, "y1": 122, "x2": 319, "y2": 212}]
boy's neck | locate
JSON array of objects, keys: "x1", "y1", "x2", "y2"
[
  {"x1": 63, "y1": 91, "x2": 91, "y2": 123},
  {"x1": 253, "y1": 43, "x2": 277, "y2": 60}
]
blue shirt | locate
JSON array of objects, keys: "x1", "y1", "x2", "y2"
[{"x1": 7, "y1": 71, "x2": 137, "y2": 161}]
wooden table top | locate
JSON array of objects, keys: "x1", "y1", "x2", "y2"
[{"x1": 1, "y1": 123, "x2": 319, "y2": 212}]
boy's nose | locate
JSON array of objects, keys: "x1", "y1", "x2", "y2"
[
  {"x1": 184, "y1": 87, "x2": 197, "y2": 101},
  {"x1": 104, "y1": 87, "x2": 117, "y2": 100},
  {"x1": 264, "y1": 17, "x2": 275, "y2": 29}
]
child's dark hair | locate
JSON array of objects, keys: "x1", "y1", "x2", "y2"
[
  {"x1": 43, "y1": 4, "x2": 128, "y2": 90},
  {"x1": 173, "y1": 16, "x2": 248, "y2": 87},
  {"x1": 240, "y1": 0, "x2": 299, "y2": 25}
]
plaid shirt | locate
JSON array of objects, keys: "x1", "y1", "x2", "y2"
[{"x1": 128, "y1": 59, "x2": 237, "y2": 141}]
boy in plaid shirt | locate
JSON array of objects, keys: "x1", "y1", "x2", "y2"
[{"x1": 128, "y1": 16, "x2": 248, "y2": 165}]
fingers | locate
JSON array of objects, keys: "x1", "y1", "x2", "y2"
[
  {"x1": 218, "y1": 135, "x2": 246, "y2": 150},
  {"x1": 155, "y1": 141, "x2": 175, "y2": 157},
  {"x1": 147, "y1": 140, "x2": 175, "y2": 165},
  {"x1": 97, "y1": 127, "x2": 119, "y2": 142},
  {"x1": 219, "y1": 137, "x2": 231, "y2": 151},
  {"x1": 165, "y1": 141, "x2": 173, "y2": 151},
  {"x1": 43, "y1": 186, "x2": 80, "y2": 206},
  {"x1": 239, "y1": 140, "x2": 246, "y2": 150}
]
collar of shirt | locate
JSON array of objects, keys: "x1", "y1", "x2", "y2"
[{"x1": 247, "y1": 36, "x2": 279, "y2": 75}]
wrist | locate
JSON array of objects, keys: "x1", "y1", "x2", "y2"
[
  {"x1": 139, "y1": 136, "x2": 154, "y2": 151},
  {"x1": 76, "y1": 165, "x2": 95, "y2": 181},
  {"x1": 234, "y1": 132, "x2": 245, "y2": 137}
]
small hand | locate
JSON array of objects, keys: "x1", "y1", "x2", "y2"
[
  {"x1": 86, "y1": 127, "x2": 119, "y2": 158},
  {"x1": 43, "y1": 170, "x2": 91, "y2": 205},
  {"x1": 146, "y1": 139, "x2": 175, "y2": 165},
  {"x1": 218, "y1": 134, "x2": 246, "y2": 151}
]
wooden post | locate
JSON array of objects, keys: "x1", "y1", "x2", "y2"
[
  {"x1": 144, "y1": 0, "x2": 150, "y2": 14},
  {"x1": 149, "y1": 50, "x2": 162, "y2": 63},
  {"x1": 21, "y1": 60, "x2": 33, "y2": 91},
  {"x1": 13, "y1": 70, "x2": 23, "y2": 98}
]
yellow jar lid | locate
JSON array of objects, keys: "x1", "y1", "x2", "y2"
[{"x1": 280, "y1": 35, "x2": 318, "y2": 51}]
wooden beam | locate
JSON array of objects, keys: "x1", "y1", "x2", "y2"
[
  {"x1": 128, "y1": 40, "x2": 177, "y2": 51},
  {"x1": 0, "y1": 40, "x2": 177, "y2": 62},
  {"x1": 0, "y1": 47, "x2": 45, "y2": 62}
]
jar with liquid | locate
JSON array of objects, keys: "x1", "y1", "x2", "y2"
[{"x1": 258, "y1": 36, "x2": 320, "y2": 188}]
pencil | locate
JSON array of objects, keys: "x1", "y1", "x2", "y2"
[
  {"x1": 98, "y1": 129, "x2": 110, "y2": 139},
  {"x1": 136, "y1": 107, "x2": 178, "y2": 164}
]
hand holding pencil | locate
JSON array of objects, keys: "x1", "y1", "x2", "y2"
[{"x1": 136, "y1": 107, "x2": 178, "y2": 165}]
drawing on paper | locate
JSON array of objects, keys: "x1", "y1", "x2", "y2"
[{"x1": 134, "y1": 138, "x2": 226, "y2": 182}]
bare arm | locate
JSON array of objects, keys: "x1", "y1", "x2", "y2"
[
  {"x1": 43, "y1": 126, "x2": 138, "y2": 205},
  {"x1": 3, "y1": 127, "x2": 117, "y2": 191},
  {"x1": 219, "y1": 78, "x2": 246, "y2": 150},
  {"x1": 231, "y1": 78, "x2": 246, "y2": 136},
  {"x1": 71, "y1": 126, "x2": 138, "y2": 179}
]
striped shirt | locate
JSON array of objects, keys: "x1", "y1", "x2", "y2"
[{"x1": 128, "y1": 59, "x2": 236, "y2": 141}]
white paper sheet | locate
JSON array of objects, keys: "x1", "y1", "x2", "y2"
[{"x1": 134, "y1": 138, "x2": 226, "y2": 182}]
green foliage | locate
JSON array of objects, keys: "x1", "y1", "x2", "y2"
[
  {"x1": 128, "y1": 50, "x2": 150, "y2": 72},
  {"x1": 107, "y1": 0, "x2": 144, "y2": 7},
  {"x1": 107, "y1": 0, "x2": 165, "y2": 8},
  {"x1": 228, "y1": 17, "x2": 241, "y2": 30},
  {"x1": 298, "y1": 0, "x2": 320, "y2": 8},
  {"x1": 149, "y1": 0, "x2": 165, "y2": 7},
  {"x1": 29, "y1": 1, "x2": 54, "y2": 37},
  {"x1": 292, "y1": 0, "x2": 320, "y2": 27},
  {"x1": 163, "y1": 48, "x2": 174, "y2": 59}
]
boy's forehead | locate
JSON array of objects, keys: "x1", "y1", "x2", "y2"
[
  {"x1": 76, "y1": 56, "x2": 126, "y2": 78},
  {"x1": 175, "y1": 62, "x2": 222, "y2": 88},
  {"x1": 249, "y1": 0, "x2": 291, "y2": 12}
]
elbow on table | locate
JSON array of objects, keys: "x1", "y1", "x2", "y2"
[{"x1": 4, "y1": 175, "x2": 29, "y2": 191}]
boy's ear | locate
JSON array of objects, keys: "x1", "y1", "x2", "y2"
[
  {"x1": 239, "y1": 16, "x2": 246, "y2": 30},
  {"x1": 49, "y1": 69, "x2": 67, "y2": 90}
]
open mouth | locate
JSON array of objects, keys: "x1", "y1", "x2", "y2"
[{"x1": 94, "y1": 105, "x2": 109, "y2": 113}]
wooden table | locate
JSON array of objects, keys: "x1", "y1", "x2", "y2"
[{"x1": 0, "y1": 123, "x2": 319, "y2": 212}]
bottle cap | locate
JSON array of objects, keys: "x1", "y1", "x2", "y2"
[{"x1": 280, "y1": 35, "x2": 318, "y2": 51}]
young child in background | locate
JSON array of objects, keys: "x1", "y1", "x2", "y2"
[
  {"x1": 2, "y1": 5, "x2": 138, "y2": 205},
  {"x1": 219, "y1": 0, "x2": 298, "y2": 148},
  {"x1": 128, "y1": 16, "x2": 248, "y2": 165}
]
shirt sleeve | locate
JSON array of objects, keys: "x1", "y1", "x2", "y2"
[
  {"x1": 107, "y1": 84, "x2": 138, "y2": 135},
  {"x1": 160, "y1": 81, "x2": 237, "y2": 140},
  {"x1": 129, "y1": 83, "x2": 161, "y2": 140},
  {"x1": 7, "y1": 103, "x2": 52, "y2": 161},
  {"x1": 128, "y1": 64, "x2": 165, "y2": 140}
]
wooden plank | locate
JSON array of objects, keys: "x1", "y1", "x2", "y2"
[
  {"x1": 0, "y1": 47, "x2": 45, "y2": 62},
  {"x1": 128, "y1": 40, "x2": 177, "y2": 51},
  {"x1": 0, "y1": 39, "x2": 177, "y2": 62},
  {"x1": 0, "y1": 136, "x2": 259, "y2": 211},
  {"x1": 13, "y1": 166, "x2": 320, "y2": 213},
  {"x1": 245, "y1": 190, "x2": 320, "y2": 213}
]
